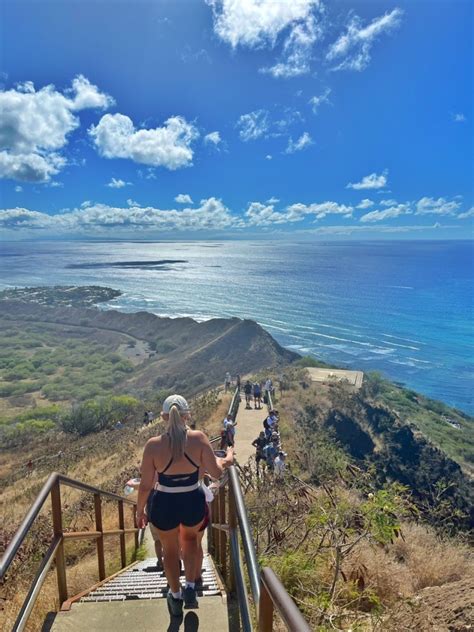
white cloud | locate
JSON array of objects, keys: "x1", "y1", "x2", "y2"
[
  {"x1": 0, "y1": 197, "x2": 237, "y2": 233},
  {"x1": 175, "y1": 193, "x2": 193, "y2": 204},
  {"x1": 67, "y1": 75, "x2": 115, "y2": 111},
  {"x1": 107, "y1": 177, "x2": 131, "y2": 189},
  {"x1": 286, "y1": 201, "x2": 353, "y2": 219},
  {"x1": 453, "y1": 113, "x2": 466, "y2": 123},
  {"x1": 207, "y1": 0, "x2": 319, "y2": 49},
  {"x1": 247, "y1": 199, "x2": 353, "y2": 225},
  {"x1": 236, "y1": 110, "x2": 270, "y2": 141},
  {"x1": 204, "y1": 131, "x2": 222, "y2": 145},
  {"x1": 207, "y1": 0, "x2": 322, "y2": 79},
  {"x1": 285, "y1": 131, "x2": 313, "y2": 154},
  {"x1": 262, "y1": 13, "x2": 322, "y2": 78},
  {"x1": 380, "y1": 198, "x2": 398, "y2": 207},
  {"x1": 0, "y1": 75, "x2": 113, "y2": 182},
  {"x1": 327, "y1": 9, "x2": 403, "y2": 71},
  {"x1": 356, "y1": 198, "x2": 373, "y2": 209},
  {"x1": 245, "y1": 202, "x2": 288, "y2": 225},
  {"x1": 347, "y1": 171, "x2": 387, "y2": 190},
  {"x1": 415, "y1": 196, "x2": 461, "y2": 215},
  {"x1": 127, "y1": 198, "x2": 140, "y2": 207},
  {"x1": 265, "y1": 154, "x2": 272, "y2": 160},
  {"x1": 360, "y1": 203, "x2": 411, "y2": 223},
  {"x1": 0, "y1": 151, "x2": 66, "y2": 182},
  {"x1": 89, "y1": 114, "x2": 199, "y2": 170},
  {"x1": 458, "y1": 207, "x2": 474, "y2": 219},
  {"x1": 303, "y1": 223, "x2": 454, "y2": 236},
  {"x1": 308, "y1": 88, "x2": 331, "y2": 114},
  {"x1": 266, "y1": 197, "x2": 280, "y2": 204},
  {"x1": 14, "y1": 185, "x2": 22, "y2": 193}
]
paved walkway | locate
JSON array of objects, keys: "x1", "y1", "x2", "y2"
[{"x1": 234, "y1": 397, "x2": 266, "y2": 465}]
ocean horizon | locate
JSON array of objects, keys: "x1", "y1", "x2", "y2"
[{"x1": 1, "y1": 239, "x2": 473, "y2": 414}]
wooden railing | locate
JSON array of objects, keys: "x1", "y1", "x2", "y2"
[{"x1": 0, "y1": 472, "x2": 142, "y2": 632}]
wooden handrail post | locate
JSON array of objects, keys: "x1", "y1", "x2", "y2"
[
  {"x1": 228, "y1": 484, "x2": 237, "y2": 593},
  {"x1": 258, "y1": 579, "x2": 273, "y2": 632},
  {"x1": 219, "y1": 486, "x2": 227, "y2": 581},
  {"x1": 215, "y1": 490, "x2": 222, "y2": 567},
  {"x1": 118, "y1": 501, "x2": 127, "y2": 569},
  {"x1": 132, "y1": 506, "x2": 139, "y2": 550},
  {"x1": 94, "y1": 494, "x2": 105, "y2": 581},
  {"x1": 50, "y1": 480, "x2": 68, "y2": 605}
]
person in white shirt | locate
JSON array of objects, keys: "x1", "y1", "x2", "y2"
[
  {"x1": 274, "y1": 451, "x2": 287, "y2": 477},
  {"x1": 224, "y1": 372, "x2": 232, "y2": 392},
  {"x1": 223, "y1": 413, "x2": 237, "y2": 447}
]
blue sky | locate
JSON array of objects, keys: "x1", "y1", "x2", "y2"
[{"x1": 0, "y1": 0, "x2": 472, "y2": 239}]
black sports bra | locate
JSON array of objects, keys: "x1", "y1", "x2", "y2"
[{"x1": 157, "y1": 451, "x2": 200, "y2": 488}]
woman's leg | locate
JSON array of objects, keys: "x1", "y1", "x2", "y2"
[
  {"x1": 179, "y1": 522, "x2": 203, "y2": 584},
  {"x1": 154, "y1": 538, "x2": 163, "y2": 568},
  {"x1": 195, "y1": 530, "x2": 205, "y2": 583},
  {"x1": 155, "y1": 527, "x2": 181, "y2": 593}
]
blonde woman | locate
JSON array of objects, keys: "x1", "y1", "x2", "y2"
[{"x1": 136, "y1": 395, "x2": 233, "y2": 618}]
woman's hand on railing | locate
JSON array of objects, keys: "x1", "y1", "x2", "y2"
[
  {"x1": 222, "y1": 447, "x2": 234, "y2": 468},
  {"x1": 135, "y1": 510, "x2": 148, "y2": 529}
]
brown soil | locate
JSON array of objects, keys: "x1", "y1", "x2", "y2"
[{"x1": 386, "y1": 577, "x2": 474, "y2": 631}]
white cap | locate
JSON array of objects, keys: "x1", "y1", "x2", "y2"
[{"x1": 162, "y1": 394, "x2": 190, "y2": 414}]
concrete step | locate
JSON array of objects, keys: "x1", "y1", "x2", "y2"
[
  {"x1": 49, "y1": 597, "x2": 230, "y2": 631},
  {"x1": 49, "y1": 556, "x2": 229, "y2": 631}
]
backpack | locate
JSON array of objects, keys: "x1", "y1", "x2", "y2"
[{"x1": 263, "y1": 417, "x2": 269, "y2": 430}]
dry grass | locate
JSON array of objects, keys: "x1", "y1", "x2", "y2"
[
  {"x1": 1, "y1": 390, "x2": 228, "y2": 631},
  {"x1": 346, "y1": 523, "x2": 474, "y2": 606}
]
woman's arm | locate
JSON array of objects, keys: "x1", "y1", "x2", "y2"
[
  {"x1": 200, "y1": 433, "x2": 233, "y2": 479},
  {"x1": 136, "y1": 440, "x2": 156, "y2": 528}
]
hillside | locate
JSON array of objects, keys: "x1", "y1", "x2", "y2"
[{"x1": 0, "y1": 287, "x2": 296, "y2": 413}]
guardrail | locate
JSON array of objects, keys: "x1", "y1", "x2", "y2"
[
  {"x1": 210, "y1": 385, "x2": 310, "y2": 631},
  {"x1": 1, "y1": 472, "x2": 142, "y2": 632}
]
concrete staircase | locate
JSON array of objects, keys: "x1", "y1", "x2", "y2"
[{"x1": 49, "y1": 555, "x2": 229, "y2": 631}]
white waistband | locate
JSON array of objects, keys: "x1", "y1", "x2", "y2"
[{"x1": 154, "y1": 482, "x2": 200, "y2": 494}]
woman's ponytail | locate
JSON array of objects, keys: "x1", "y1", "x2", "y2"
[{"x1": 168, "y1": 404, "x2": 186, "y2": 460}]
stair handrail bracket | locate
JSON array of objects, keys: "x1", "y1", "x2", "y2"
[{"x1": 1, "y1": 471, "x2": 142, "y2": 632}]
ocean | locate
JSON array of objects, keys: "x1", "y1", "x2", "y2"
[{"x1": 0, "y1": 239, "x2": 472, "y2": 414}]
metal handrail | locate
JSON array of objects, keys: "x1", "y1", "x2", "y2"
[
  {"x1": 228, "y1": 466, "x2": 260, "y2": 607},
  {"x1": 1, "y1": 472, "x2": 135, "y2": 579},
  {"x1": 1, "y1": 471, "x2": 141, "y2": 632},
  {"x1": 259, "y1": 567, "x2": 312, "y2": 632}
]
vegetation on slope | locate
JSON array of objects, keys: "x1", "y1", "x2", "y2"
[{"x1": 242, "y1": 367, "x2": 473, "y2": 630}]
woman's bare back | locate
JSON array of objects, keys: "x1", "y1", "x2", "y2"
[{"x1": 148, "y1": 429, "x2": 205, "y2": 474}]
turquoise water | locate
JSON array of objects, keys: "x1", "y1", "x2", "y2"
[{"x1": 0, "y1": 240, "x2": 472, "y2": 414}]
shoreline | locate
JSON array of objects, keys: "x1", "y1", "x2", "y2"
[{"x1": 0, "y1": 283, "x2": 473, "y2": 417}]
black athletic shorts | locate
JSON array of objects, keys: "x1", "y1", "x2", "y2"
[{"x1": 147, "y1": 487, "x2": 206, "y2": 531}]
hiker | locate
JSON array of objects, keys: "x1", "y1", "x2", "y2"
[
  {"x1": 236, "y1": 374, "x2": 241, "y2": 391},
  {"x1": 224, "y1": 372, "x2": 232, "y2": 392},
  {"x1": 252, "y1": 431, "x2": 267, "y2": 476},
  {"x1": 222, "y1": 413, "x2": 236, "y2": 447},
  {"x1": 264, "y1": 378, "x2": 273, "y2": 401},
  {"x1": 266, "y1": 410, "x2": 279, "y2": 432},
  {"x1": 274, "y1": 451, "x2": 287, "y2": 477},
  {"x1": 263, "y1": 434, "x2": 279, "y2": 470},
  {"x1": 243, "y1": 380, "x2": 252, "y2": 408},
  {"x1": 143, "y1": 411, "x2": 150, "y2": 426},
  {"x1": 253, "y1": 382, "x2": 262, "y2": 409},
  {"x1": 137, "y1": 394, "x2": 233, "y2": 617}
]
